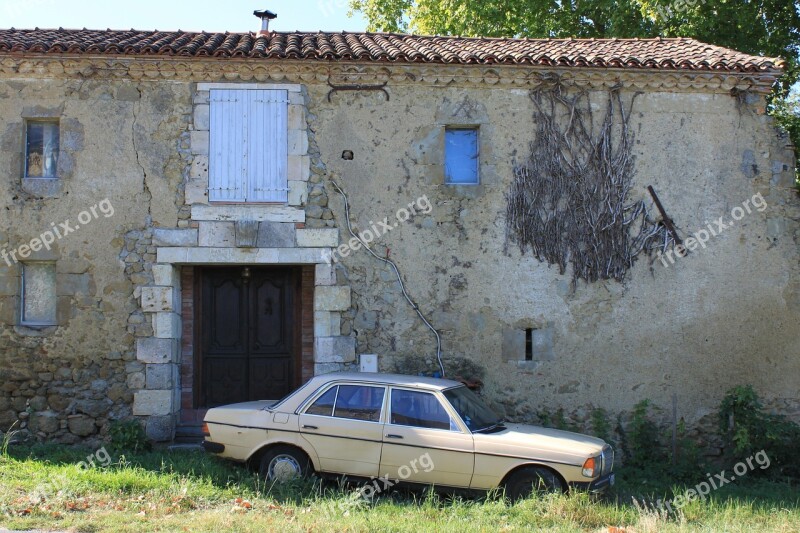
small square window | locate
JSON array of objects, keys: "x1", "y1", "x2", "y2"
[
  {"x1": 25, "y1": 121, "x2": 60, "y2": 178},
  {"x1": 21, "y1": 262, "x2": 57, "y2": 326},
  {"x1": 445, "y1": 128, "x2": 479, "y2": 185}
]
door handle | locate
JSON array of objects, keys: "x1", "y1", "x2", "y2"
[
  {"x1": 302, "y1": 425, "x2": 318, "y2": 430},
  {"x1": 385, "y1": 434, "x2": 403, "y2": 439}
]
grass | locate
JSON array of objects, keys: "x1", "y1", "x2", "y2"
[{"x1": 0, "y1": 443, "x2": 799, "y2": 532}]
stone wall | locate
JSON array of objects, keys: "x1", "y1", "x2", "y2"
[{"x1": 0, "y1": 57, "x2": 796, "y2": 444}]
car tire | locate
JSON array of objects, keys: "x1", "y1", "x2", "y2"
[
  {"x1": 259, "y1": 446, "x2": 311, "y2": 483},
  {"x1": 504, "y1": 466, "x2": 565, "y2": 501}
]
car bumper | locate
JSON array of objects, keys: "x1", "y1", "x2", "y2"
[
  {"x1": 569, "y1": 472, "x2": 615, "y2": 493},
  {"x1": 202, "y1": 440, "x2": 225, "y2": 454}
]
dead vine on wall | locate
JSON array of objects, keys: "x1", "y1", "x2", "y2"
[{"x1": 505, "y1": 78, "x2": 673, "y2": 284}]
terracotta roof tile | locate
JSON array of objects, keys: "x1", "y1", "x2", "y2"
[{"x1": 0, "y1": 28, "x2": 784, "y2": 73}]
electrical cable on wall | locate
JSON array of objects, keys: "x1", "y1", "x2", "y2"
[{"x1": 330, "y1": 180, "x2": 445, "y2": 378}]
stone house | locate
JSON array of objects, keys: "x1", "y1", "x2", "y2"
[{"x1": 0, "y1": 20, "x2": 797, "y2": 443}]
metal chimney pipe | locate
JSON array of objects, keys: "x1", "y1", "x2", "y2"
[{"x1": 253, "y1": 9, "x2": 277, "y2": 36}]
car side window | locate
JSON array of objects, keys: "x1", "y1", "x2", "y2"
[
  {"x1": 390, "y1": 389, "x2": 458, "y2": 431},
  {"x1": 333, "y1": 385, "x2": 385, "y2": 422},
  {"x1": 305, "y1": 386, "x2": 338, "y2": 417}
]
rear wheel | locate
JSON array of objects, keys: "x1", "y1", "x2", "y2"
[
  {"x1": 259, "y1": 446, "x2": 311, "y2": 483},
  {"x1": 504, "y1": 466, "x2": 565, "y2": 501}
]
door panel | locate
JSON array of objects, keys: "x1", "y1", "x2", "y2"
[
  {"x1": 380, "y1": 388, "x2": 474, "y2": 487},
  {"x1": 201, "y1": 267, "x2": 297, "y2": 407},
  {"x1": 299, "y1": 384, "x2": 386, "y2": 477}
]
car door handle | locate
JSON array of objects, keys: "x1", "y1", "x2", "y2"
[
  {"x1": 385, "y1": 434, "x2": 403, "y2": 439},
  {"x1": 302, "y1": 425, "x2": 318, "y2": 430}
]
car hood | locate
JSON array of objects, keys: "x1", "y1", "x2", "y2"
[
  {"x1": 205, "y1": 400, "x2": 277, "y2": 425},
  {"x1": 473, "y1": 423, "x2": 607, "y2": 465}
]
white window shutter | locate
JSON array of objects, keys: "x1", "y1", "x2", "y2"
[
  {"x1": 247, "y1": 90, "x2": 288, "y2": 203},
  {"x1": 209, "y1": 89, "x2": 248, "y2": 202}
]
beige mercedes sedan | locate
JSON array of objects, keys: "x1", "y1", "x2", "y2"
[{"x1": 202, "y1": 372, "x2": 614, "y2": 499}]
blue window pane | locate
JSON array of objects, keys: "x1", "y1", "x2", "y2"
[{"x1": 445, "y1": 128, "x2": 479, "y2": 184}]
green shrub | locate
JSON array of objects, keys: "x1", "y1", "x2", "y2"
[
  {"x1": 108, "y1": 419, "x2": 151, "y2": 454},
  {"x1": 718, "y1": 385, "x2": 800, "y2": 479}
]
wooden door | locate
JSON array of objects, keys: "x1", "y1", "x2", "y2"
[{"x1": 199, "y1": 267, "x2": 297, "y2": 407}]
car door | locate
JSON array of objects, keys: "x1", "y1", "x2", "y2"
[
  {"x1": 379, "y1": 387, "x2": 474, "y2": 488},
  {"x1": 298, "y1": 383, "x2": 386, "y2": 478}
]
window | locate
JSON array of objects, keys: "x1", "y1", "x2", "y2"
[
  {"x1": 21, "y1": 263, "x2": 56, "y2": 326},
  {"x1": 305, "y1": 384, "x2": 385, "y2": 422},
  {"x1": 390, "y1": 389, "x2": 458, "y2": 431},
  {"x1": 209, "y1": 89, "x2": 288, "y2": 203},
  {"x1": 444, "y1": 127, "x2": 478, "y2": 184},
  {"x1": 25, "y1": 121, "x2": 59, "y2": 178}
]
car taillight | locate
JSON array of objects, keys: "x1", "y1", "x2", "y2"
[
  {"x1": 582, "y1": 456, "x2": 599, "y2": 478},
  {"x1": 202, "y1": 422, "x2": 210, "y2": 437}
]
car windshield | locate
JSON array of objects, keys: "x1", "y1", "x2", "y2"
[{"x1": 443, "y1": 386, "x2": 502, "y2": 432}]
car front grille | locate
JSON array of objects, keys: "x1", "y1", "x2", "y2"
[{"x1": 601, "y1": 445, "x2": 614, "y2": 475}]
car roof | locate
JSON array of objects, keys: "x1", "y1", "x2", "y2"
[{"x1": 311, "y1": 372, "x2": 464, "y2": 391}]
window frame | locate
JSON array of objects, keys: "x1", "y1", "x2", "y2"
[
  {"x1": 387, "y1": 387, "x2": 466, "y2": 433},
  {"x1": 20, "y1": 261, "x2": 57, "y2": 327},
  {"x1": 444, "y1": 126, "x2": 480, "y2": 186},
  {"x1": 24, "y1": 119, "x2": 60, "y2": 180},
  {"x1": 301, "y1": 382, "x2": 388, "y2": 424}
]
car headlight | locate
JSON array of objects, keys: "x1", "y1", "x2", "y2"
[{"x1": 582, "y1": 455, "x2": 601, "y2": 478}]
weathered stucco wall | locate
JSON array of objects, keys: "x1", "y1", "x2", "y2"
[
  {"x1": 0, "y1": 57, "x2": 796, "y2": 444},
  {"x1": 310, "y1": 82, "x2": 800, "y2": 433}
]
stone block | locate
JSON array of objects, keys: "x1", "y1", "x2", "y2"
[
  {"x1": 314, "y1": 286, "x2": 351, "y2": 311},
  {"x1": 0, "y1": 275, "x2": 18, "y2": 296},
  {"x1": 146, "y1": 415, "x2": 175, "y2": 442},
  {"x1": 315, "y1": 263, "x2": 336, "y2": 286},
  {"x1": 315, "y1": 363, "x2": 344, "y2": 375},
  {"x1": 185, "y1": 179, "x2": 208, "y2": 205},
  {"x1": 235, "y1": 220, "x2": 260, "y2": 248},
  {"x1": 189, "y1": 156, "x2": 209, "y2": 179},
  {"x1": 29, "y1": 410, "x2": 59, "y2": 434},
  {"x1": 297, "y1": 228, "x2": 339, "y2": 248},
  {"x1": 154, "y1": 312, "x2": 181, "y2": 339},
  {"x1": 288, "y1": 104, "x2": 306, "y2": 130},
  {"x1": 288, "y1": 155, "x2": 311, "y2": 181},
  {"x1": 67, "y1": 415, "x2": 96, "y2": 437},
  {"x1": 288, "y1": 129, "x2": 309, "y2": 156},
  {"x1": 532, "y1": 328, "x2": 555, "y2": 361},
  {"x1": 190, "y1": 131, "x2": 209, "y2": 155},
  {"x1": 152, "y1": 264, "x2": 176, "y2": 287},
  {"x1": 136, "y1": 337, "x2": 176, "y2": 364},
  {"x1": 193, "y1": 104, "x2": 209, "y2": 130},
  {"x1": 152, "y1": 228, "x2": 198, "y2": 247},
  {"x1": 314, "y1": 311, "x2": 340, "y2": 337},
  {"x1": 257, "y1": 222, "x2": 296, "y2": 248},
  {"x1": 191, "y1": 204, "x2": 305, "y2": 223},
  {"x1": 141, "y1": 286, "x2": 174, "y2": 312},
  {"x1": 199, "y1": 222, "x2": 235, "y2": 247},
  {"x1": 502, "y1": 329, "x2": 525, "y2": 361},
  {"x1": 314, "y1": 336, "x2": 356, "y2": 363},
  {"x1": 288, "y1": 180, "x2": 308, "y2": 207},
  {"x1": 133, "y1": 390, "x2": 173, "y2": 416},
  {"x1": 146, "y1": 364, "x2": 175, "y2": 390}
]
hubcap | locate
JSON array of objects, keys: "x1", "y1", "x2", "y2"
[{"x1": 268, "y1": 454, "x2": 302, "y2": 482}]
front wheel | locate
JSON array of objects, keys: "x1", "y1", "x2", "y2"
[
  {"x1": 259, "y1": 446, "x2": 311, "y2": 483},
  {"x1": 504, "y1": 466, "x2": 565, "y2": 501}
]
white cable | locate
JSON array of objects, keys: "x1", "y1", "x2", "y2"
[{"x1": 331, "y1": 181, "x2": 445, "y2": 378}]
